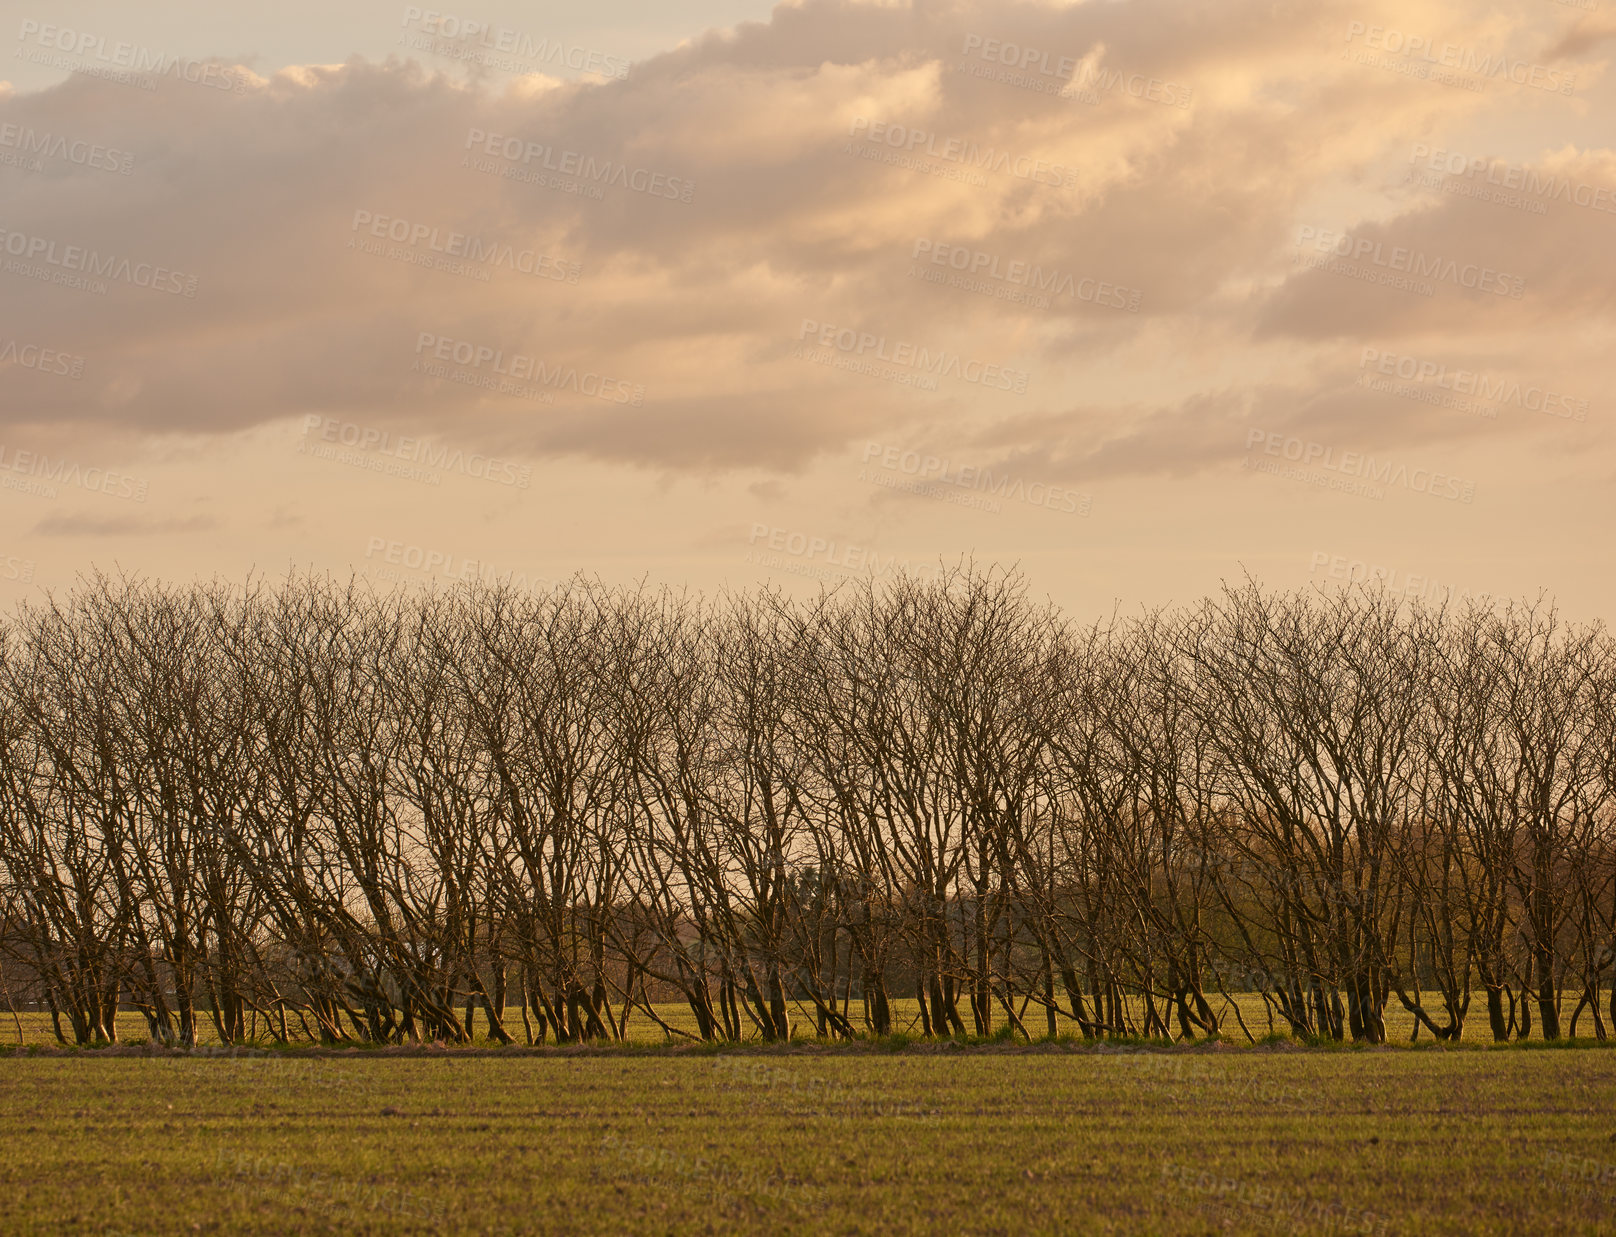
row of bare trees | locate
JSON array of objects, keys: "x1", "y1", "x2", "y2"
[{"x1": 1, "y1": 568, "x2": 1612, "y2": 1047}]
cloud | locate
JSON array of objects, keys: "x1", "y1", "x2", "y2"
[
  {"x1": 33, "y1": 514, "x2": 219, "y2": 537},
  {"x1": 1544, "y1": 14, "x2": 1616, "y2": 59},
  {"x1": 0, "y1": 0, "x2": 1609, "y2": 491},
  {"x1": 1255, "y1": 148, "x2": 1616, "y2": 341}
]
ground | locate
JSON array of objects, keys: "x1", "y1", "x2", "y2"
[{"x1": 3, "y1": 1042, "x2": 1614, "y2": 1235}]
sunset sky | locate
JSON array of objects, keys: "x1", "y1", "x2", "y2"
[{"x1": 2, "y1": 0, "x2": 1613, "y2": 622}]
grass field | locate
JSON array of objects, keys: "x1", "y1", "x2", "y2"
[
  {"x1": 3, "y1": 1043, "x2": 1616, "y2": 1235},
  {"x1": 1, "y1": 988, "x2": 1582, "y2": 1050}
]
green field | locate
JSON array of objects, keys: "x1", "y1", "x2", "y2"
[
  {"x1": 0, "y1": 987, "x2": 1572, "y2": 1051},
  {"x1": 3, "y1": 1044, "x2": 1615, "y2": 1235}
]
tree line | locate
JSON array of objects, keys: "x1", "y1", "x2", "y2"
[{"x1": 0, "y1": 567, "x2": 1612, "y2": 1048}]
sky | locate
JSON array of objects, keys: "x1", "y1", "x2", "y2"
[{"x1": 1, "y1": 0, "x2": 1613, "y2": 623}]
